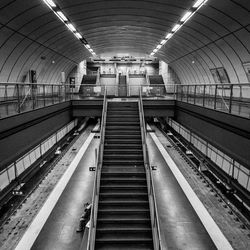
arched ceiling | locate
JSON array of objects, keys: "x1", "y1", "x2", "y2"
[{"x1": 0, "y1": 0, "x2": 249, "y2": 83}]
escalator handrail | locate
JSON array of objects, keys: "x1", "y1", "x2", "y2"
[
  {"x1": 139, "y1": 88, "x2": 162, "y2": 250},
  {"x1": 85, "y1": 87, "x2": 107, "y2": 250}
]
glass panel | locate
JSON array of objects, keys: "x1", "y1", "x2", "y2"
[
  {"x1": 233, "y1": 166, "x2": 239, "y2": 179},
  {"x1": 210, "y1": 149, "x2": 217, "y2": 163},
  {"x1": 0, "y1": 171, "x2": 9, "y2": 190},
  {"x1": 215, "y1": 154, "x2": 223, "y2": 167},
  {"x1": 247, "y1": 180, "x2": 250, "y2": 192},
  {"x1": 29, "y1": 151, "x2": 36, "y2": 165},
  {"x1": 16, "y1": 160, "x2": 25, "y2": 175},
  {"x1": 8, "y1": 164, "x2": 16, "y2": 182},
  {"x1": 34, "y1": 147, "x2": 41, "y2": 159},
  {"x1": 195, "y1": 85, "x2": 204, "y2": 106},
  {"x1": 216, "y1": 84, "x2": 230, "y2": 113},
  {"x1": 222, "y1": 159, "x2": 232, "y2": 175},
  {"x1": 23, "y1": 154, "x2": 31, "y2": 169},
  {"x1": 237, "y1": 170, "x2": 248, "y2": 188}
]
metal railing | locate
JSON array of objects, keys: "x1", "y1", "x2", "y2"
[
  {"x1": 1, "y1": 82, "x2": 250, "y2": 119},
  {"x1": 138, "y1": 88, "x2": 162, "y2": 250},
  {"x1": 0, "y1": 82, "x2": 73, "y2": 119},
  {"x1": 86, "y1": 87, "x2": 107, "y2": 250},
  {"x1": 175, "y1": 83, "x2": 250, "y2": 118}
]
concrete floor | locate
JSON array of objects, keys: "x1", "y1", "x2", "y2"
[
  {"x1": 28, "y1": 133, "x2": 218, "y2": 250},
  {"x1": 147, "y1": 135, "x2": 217, "y2": 250},
  {"x1": 30, "y1": 136, "x2": 99, "y2": 250}
]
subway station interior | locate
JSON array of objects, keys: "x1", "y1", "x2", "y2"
[{"x1": 0, "y1": 0, "x2": 250, "y2": 249}]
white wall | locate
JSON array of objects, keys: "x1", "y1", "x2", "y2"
[{"x1": 159, "y1": 61, "x2": 168, "y2": 85}]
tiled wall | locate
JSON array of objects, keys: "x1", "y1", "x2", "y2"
[
  {"x1": 169, "y1": 119, "x2": 250, "y2": 192},
  {"x1": 0, "y1": 120, "x2": 77, "y2": 192}
]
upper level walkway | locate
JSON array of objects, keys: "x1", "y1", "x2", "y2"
[{"x1": 0, "y1": 82, "x2": 249, "y2": 120}]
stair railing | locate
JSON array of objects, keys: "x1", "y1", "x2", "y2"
[
  {"x1": 138, "y1": 88, "x2": 163, "y2": 250},
  {"x1": 96, "y1": 68, "x2": 101, "y2": 85},
  {"x1": 145, "y1": 70, "x2": 150, "y2": 85},
  {"x1": 86, "y1": 87, "x2": 107, "y2": 250}
]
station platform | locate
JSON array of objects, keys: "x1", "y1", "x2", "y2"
[
  {"x1": 12, "y1": 124, "x2": 233, "y2": 250},
  {"x1": 14, "y1": 126, "x2": 99, "y2": 250}
]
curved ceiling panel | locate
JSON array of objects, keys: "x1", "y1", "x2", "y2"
[{"x1": 0, "y1": 0, "x2": 249, "y2": 84}]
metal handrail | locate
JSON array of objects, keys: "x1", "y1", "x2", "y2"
[
  {"x1": 86, "y1": 87, "x2": 107, "y2": 250},
  {"x1": 218, "y1": 90, "x2": 230, "y2": 111},
  {"x1": 18, "y1": 86, "x2": 32, "y2": 110},
  {"x1": 138, "y1": 88, "x2": 162, "y2": 250},
  {"x1": 1, "y1": 82, "x2": 249, "y2": 119}
]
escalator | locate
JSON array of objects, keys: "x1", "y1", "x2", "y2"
[{"x1": 118, "y1": 75, "x2": 127, "y2": 97}]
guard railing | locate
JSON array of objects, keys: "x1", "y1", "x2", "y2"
[
  {"x1": 138, "y1": 88, "x2": 163, "y2": 250},
  {"x1": 85, "y1": 87, "x2": 107, "y2": 250},
  {"x1": 1, "y1": 82, "x2": 249, "y2": 119}
]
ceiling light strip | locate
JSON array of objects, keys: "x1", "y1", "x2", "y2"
[
  {"x1": 42, "y1": 0, "x2": 96, "y2": 56},
  {"x1": 150, "y1": 0, "x2": 208, "y2": 56}
]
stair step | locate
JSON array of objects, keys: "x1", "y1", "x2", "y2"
[
  {"x1": 98, "y1": 201, "x2": 149, "y2": 209},
  {"x1": 103, "y1": 155, "x2": 143, "y2": 161},
  {"x1": 101, "y1": 167, "x2": 145, "y2": 173},
  {"x1": 104, "y1": 144, "x2": 142, "y2": 150},
  {"x1": 107, "y1": 112, "x2": 139, "y2": 116},
  {"x1": 96, "y1": 229, "x2": 152, "y2": 239},
  {"x1": 103, "y1": 149, "x2": 143, "y2": 154},
  {"x1": 107, "y1": 114, "x2": 139, "y2": 118},
  {"x1": 101, "y1": 176, "x2": 146, "y2": 182},
  {"x1": 108, "y1": 104, "x2": 137, "y2": 108},
  {"x1": 101, "y1": 172, "x2": 146, "y2": 177},
  {"x1": 100, "y1": 181, "x2": 146, "y2": 187},
  {"x1": 106, "y1": 126, "x2": 140, "y2": 130},
  {"x1": 97, "y1": 227, "x2": 152, "y2": 232},
  {"x1": 97, "y1": 219, "x2": 151, "y2": 228},
  {"x1": 95, "y1": 242, "x2": 153, "y2": 250},
  {"x1": 106, "y1": 115, "x2": 140, "y2": 121},
  {"x1": 100, "y1": 186, "x2": 147, "y2": 193},
  {"x1": 105, "y1": 130, "x2": 141, "y2": 135},
  {"x1": 104, "y1": 139, "x2": 142, "y2": 145},
  {"x1": 95, "y1": 238, "x2": 153, "y2": 243},
  {"x1": 103, "y1": 159, "x2": 144, "y2": 164},
  {"x1": 99, "y1": 193, "x2": 148, "y2": 202},
  {"x1": 106, "y1": 121, "x2": 140, "y2": 126},
  {"x1": 98, "y1": 210, "x2": 150, "y2": 219},
  {"x1": 105, "y1": 135, "x2": 141, "y2": 139}
]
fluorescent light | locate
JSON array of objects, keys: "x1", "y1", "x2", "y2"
[
  {"x1": 193, "y1": 0, "x2": 206, "y2": 8},
  {"x1": 165, "y1": 33, "x2": 173, "y2": 39},
  {"x1": 85, "y1": 44, "x2": 91, "y2": 49},
  {"x1": 153, "y1": 49, "x2": 157, "y2": 53},
  {"x1": 160, "y1": 39, "x2": 167, "y2": 45},
  {"x1": 181, "y1": 11, "x2": 192, "y2": 22},
  {"x1": 75, "y1": 33, "x2": 82, "y2": 39},
  {"x1": 89, "y1": 49, "x2": 93, "y2": 52},
  {"x1": 150, "y1": 52, "x2": 155, "y2": 56},
  {"x1": 67, "y1": 23, "x2": 76, "y2": 32},
  {"x1": 156, "y1": 44, "x2": 162, "y2": 49},
  {"x1": 43, "y1": 0, "x2": 56, "y2": 8},
  {"x1": 172, "y1": 24, "x2": 181, "y2": 32},
  {"x1": 92, "y1": 52, "x2": 96, "y2": 55},
  {"x1": 56, "y1": 11, "x2": 68, "y2": 21}
]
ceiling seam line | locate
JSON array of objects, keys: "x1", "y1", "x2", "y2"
[{"x1": 0, "y1": 21, "x2": 78, "y2": 65}]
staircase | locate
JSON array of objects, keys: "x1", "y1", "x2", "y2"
[
  {"x1": 95, "y1": 101, "x2": 153, "y2": 250},
  {"x1": 118, "y1": 75, "x2": 127, "y2": 97},
  {"x1": 149, "y1": 75, "x2": 164, "y2": 85}
]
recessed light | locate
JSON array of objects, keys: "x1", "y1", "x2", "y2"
[
  {"x1": 56, "y1": 11, "x2": 68, "y2": 22},
  {"x1": 172, "y1": 24, "x2": 181, "y2": 32}
]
